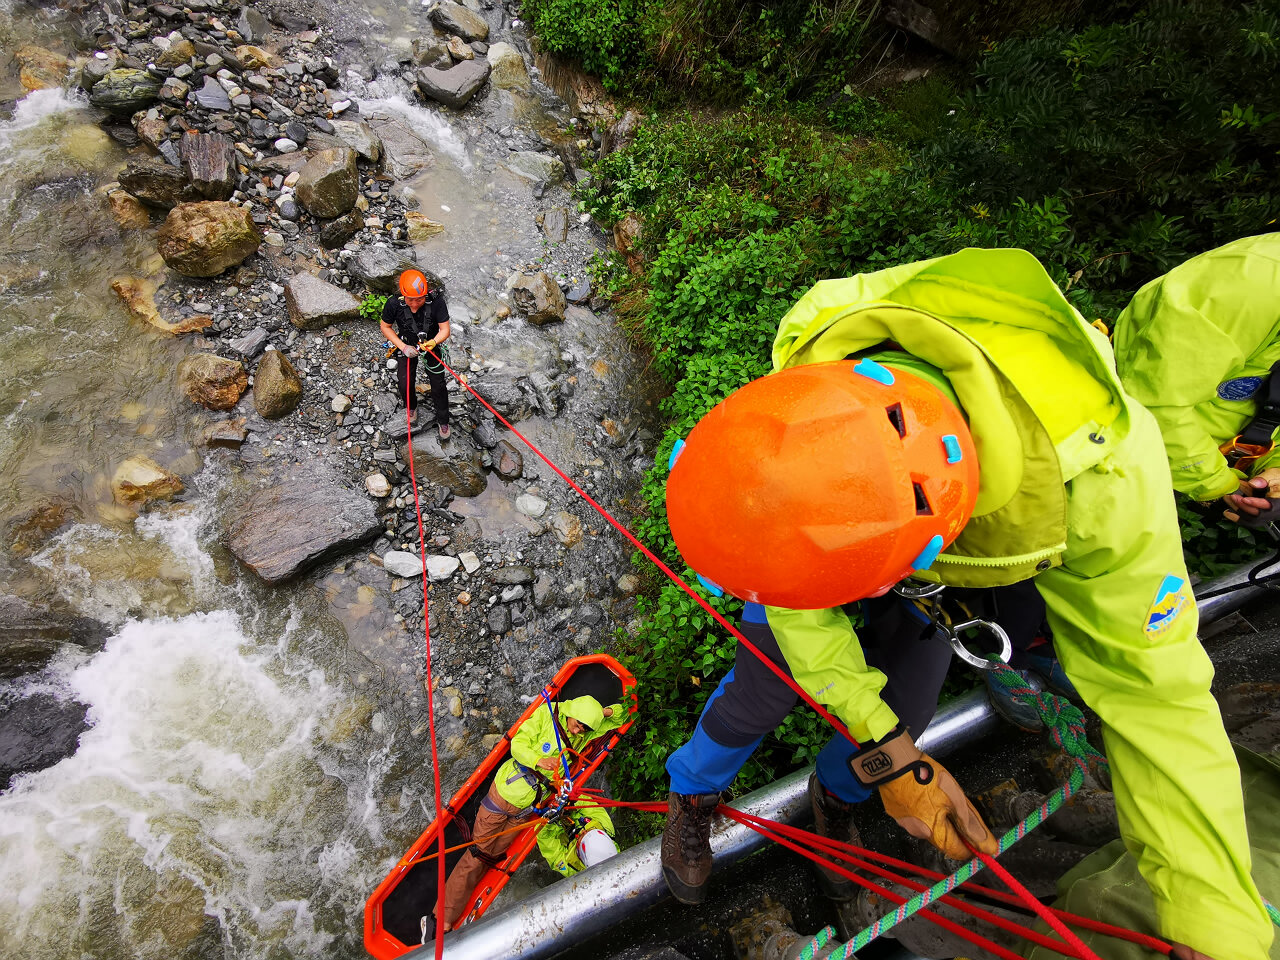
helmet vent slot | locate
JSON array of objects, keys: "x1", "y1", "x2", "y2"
[
  {"x1": 886, "y1": 404, "x2": 906, "y2": 438},
  {"x1": 913, "y1": 482, "x2": 932, "y2": 516}
]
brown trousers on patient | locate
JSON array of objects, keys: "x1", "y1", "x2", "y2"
[{"x1": 440, "y1": 784, "x2": 534, "y2": 926}]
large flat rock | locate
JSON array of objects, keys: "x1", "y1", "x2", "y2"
[{"x1": 226, "y1": 468, "x2": 382, "y2": 583}]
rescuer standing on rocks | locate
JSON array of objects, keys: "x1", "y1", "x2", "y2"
[
  {"x1": 658, "y1": 248, "x2": 1271, "y2": 960},
  {"x1": 381, "y1": 269, "x2": 452, "y2": 439}
]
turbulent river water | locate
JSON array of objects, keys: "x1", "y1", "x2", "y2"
[{"x1": 0, "y1": 1, "x2": 650, "y2": 956}]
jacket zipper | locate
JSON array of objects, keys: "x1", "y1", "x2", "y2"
[{"x1": 935, "y1": 544, "x2": 1065, "y2": 568}]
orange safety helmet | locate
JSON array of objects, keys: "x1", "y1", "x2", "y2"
[
  {"x1": 399, "y1": 269, "x2": 429, "y2": 298},
  {"x1": 666, "y1": 358, "x2": 979, "y2": 610}
]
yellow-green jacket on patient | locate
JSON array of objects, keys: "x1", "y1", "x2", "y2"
[
  {"x1": 495, "y1": 696, "x2": 625, "y2": 810},
  {"x1": 1112, "y1": 233, "x2": 1280, "y2": 500},
  {"x1": 763, "y1": 248, "x2": 1271, "y2": 959}
]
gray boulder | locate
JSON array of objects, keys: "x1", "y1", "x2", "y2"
[
  {"x1": 507, "y1": 151, "x2": 566, "y2": 186},
  {"x1": 331, "y1": 120, "x2": 383, "y2": 162},
  {"x1": 88, "y1": 68, "x2": 161, "y2": 114},
  {"x1": 119, "y1": 158, "x2": 196, "y2": 209},
  {"x1": 367, "y1": 115, "x2": 435, "y2": 179},
  {"x1": 319, "y1": 210, "x2": 365, "y2": 249},
  {"x1": 491, "y1": 565, "x2": 534, "y2": 585},
  {"x1": 412, "y1": 36, "x2": 452, "y2": 68},
  {"x1": 193, "y1": 75, "x2": 232, "y2": 111},
  {"x1": 510, "y1": 272, "x2": 566, "y2": 325},
  {"x1": 295, "y1": 147, "x2": 359, "y2": 219},
  {"x1": 416, "y1": 59, "x2": 491, "y2": 109},
  {"x1": 429, "y1": 2, "x2": 490, "y2": 41},
  {"x1": 226, "y1": 467, "x2": 383, "y2": 583},
  {"x1": 400, "y1": 432, "x2": 486, "y2": 497},
  {"x1": 537, "y1": 207, "x2": 569, "y2": 241},
  {"x1": 285, "y1": 272, "x2": 362, "y2": 329},
  {"x1": 237, "y1": 7, "x2": 270, "y2": 42},
  {"x1": 351, "y1": 248, "x2": 445, "y2": 295}
]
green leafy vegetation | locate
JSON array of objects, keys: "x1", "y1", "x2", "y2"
[
  {"x1": 583, "y1": 0, "x2": 1280, "y2": 806},
  {"x1": 359, "y1": 294, "x2": 388, "y2": 323}
]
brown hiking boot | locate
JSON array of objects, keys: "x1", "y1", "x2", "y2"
[
  {"x1": 809, "y1": 774, "x2": 861, "y2": 901},
  {"x1": 660, "y1": 791, "x2": 720, "y2": 904}
]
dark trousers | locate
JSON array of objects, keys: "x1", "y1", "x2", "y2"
[
  {"x1": 666, "y1": 584, "x2": 1048, "y2": 803},
  {"x1": 397, "y1": 352, "x2": 450, "y2": 425}
]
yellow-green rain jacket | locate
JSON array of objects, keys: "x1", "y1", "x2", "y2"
[
  {"x1": 494, "y1": 695, "x2": 625, "y2": 809},
  {"x1": 535, "y1": 800, "x2": 616, "y2": 877},
  {"x1": 1112, "y1": 233, "x2": 1280, "y2": 500},
  {"x1": 766, "y1": 248, "x2": 1271, "y2": 959}
]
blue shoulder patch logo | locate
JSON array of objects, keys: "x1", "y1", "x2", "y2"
[
  {"x1": 1146, "y1": 574, "x2": 1189, "y2": 635},
  {"x1": 1217, "y1": 376, "x2": 1265, "y2": 401},
  {"x1": 542, "y1": 742, "x2": 552, "y2": 753}
]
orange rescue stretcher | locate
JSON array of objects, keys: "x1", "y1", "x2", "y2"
[{"x1": 363, "y1": 654, "x2": 637, "y2": 959}]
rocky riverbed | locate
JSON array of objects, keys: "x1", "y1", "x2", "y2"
[{"x1": 0, "y1": 0, "x2": 658, "y2": 955}]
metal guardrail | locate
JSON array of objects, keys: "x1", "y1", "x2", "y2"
[{"x1": 407, "y1": 562, "x2": 1265, "y2": 960}]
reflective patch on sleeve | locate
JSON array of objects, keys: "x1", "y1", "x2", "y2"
[
  {"x1": 1146, "y1": 574, "x2": 1190, "y2": 635},
  {"x1": 1217, "y1": 376, "x2": 1265, "y2": 401}
]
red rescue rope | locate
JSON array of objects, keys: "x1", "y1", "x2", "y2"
[
  {"x1": 418, "y1": 347, "x2": 861, "y2": 747},
  {"x1": 414, "y1": 347, "x2": 1167, "y2": 958},
  {"x1": 403, "y1": 366, "x2": 448, "y2": 958},
  {"x1": 569, "y1": 791, "x2": 1164, "y2": 958}
]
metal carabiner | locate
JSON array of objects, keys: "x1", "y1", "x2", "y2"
[
  {"x1": 945, "y1": 617, "x2": 1012, "y2": 671},
  {"x1": 893, "y1": 578, "x2": 946, "y2": 600}
]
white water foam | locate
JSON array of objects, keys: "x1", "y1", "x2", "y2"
[
  {"x1": 0, "y1": 611, "x2": 375, "y2": 960},
  {"x1": 0, "y1": 87, "x2": 84, "y2": 141},
  {"x1": 342, "y1": 72, "x2": 471, "y2": 169}
]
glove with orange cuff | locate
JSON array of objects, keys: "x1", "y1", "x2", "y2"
[{"x1": 849, "y1": 726, "x2": 998, "y2": 860}]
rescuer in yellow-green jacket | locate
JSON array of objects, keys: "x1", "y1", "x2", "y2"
[
  {"x1": 657, "y1": 248, "x2": 1271, "y2": 960},
  {"x1": 1113, "y1": 233, "x2": 1280, "y2": 516}
]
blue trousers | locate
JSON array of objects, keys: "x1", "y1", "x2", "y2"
[{"x1": 667, "y1": 597, "x2": 957, "y2": 803}]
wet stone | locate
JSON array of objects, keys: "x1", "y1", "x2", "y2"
[
  {"x1": 203, "y1": 419, "x2": 248, "y2": 448},
  {"x1": 229, "y1": 327, "x2": 269, "y2": 358},
  {"x1": 537, "y1": 207, "x2": 569, "y2": 242},
  {"x1": 195, "y1": 75, "x2": 232, "y2": 111},
  {"x1": 490, "y1": 565, "x2": 534, "y2": 585},
  {"x1": 566, "y1": 278, "x2": 593, "y2": 304},
  {"x1": 226, "y1": 465, "x2": 383, "y2": 583},
  {"x1": 487, "y1": 604, "x2": 511, "y2": 636}
]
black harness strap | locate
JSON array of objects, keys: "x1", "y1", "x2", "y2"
[{"x1": 1238, "y1": 360, "x2": 1280, "y2": 447}]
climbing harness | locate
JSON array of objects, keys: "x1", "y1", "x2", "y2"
[{"x1": 1220, "y1": 359, "x2": 1280, "y2": 470}]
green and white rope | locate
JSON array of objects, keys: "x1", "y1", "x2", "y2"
[{"x1": 800, "y1": 666, "x2": 1106, "y2": 958}]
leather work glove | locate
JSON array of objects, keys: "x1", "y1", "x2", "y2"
[{"x1": 849, "y1": 726, "x2": 998, "y2": 860}]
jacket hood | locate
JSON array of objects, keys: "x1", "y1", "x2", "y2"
[{"x1": 560, "y1": 695, "x2": 604, "y2": 731}]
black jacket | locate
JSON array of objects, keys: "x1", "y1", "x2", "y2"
[{"x1": 382, "y1": 292, "x2": 449, "y2": 346}]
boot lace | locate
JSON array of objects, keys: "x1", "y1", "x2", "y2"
[{"x1": 679, "y1": 797, "x2": 714, "y2": 860}]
